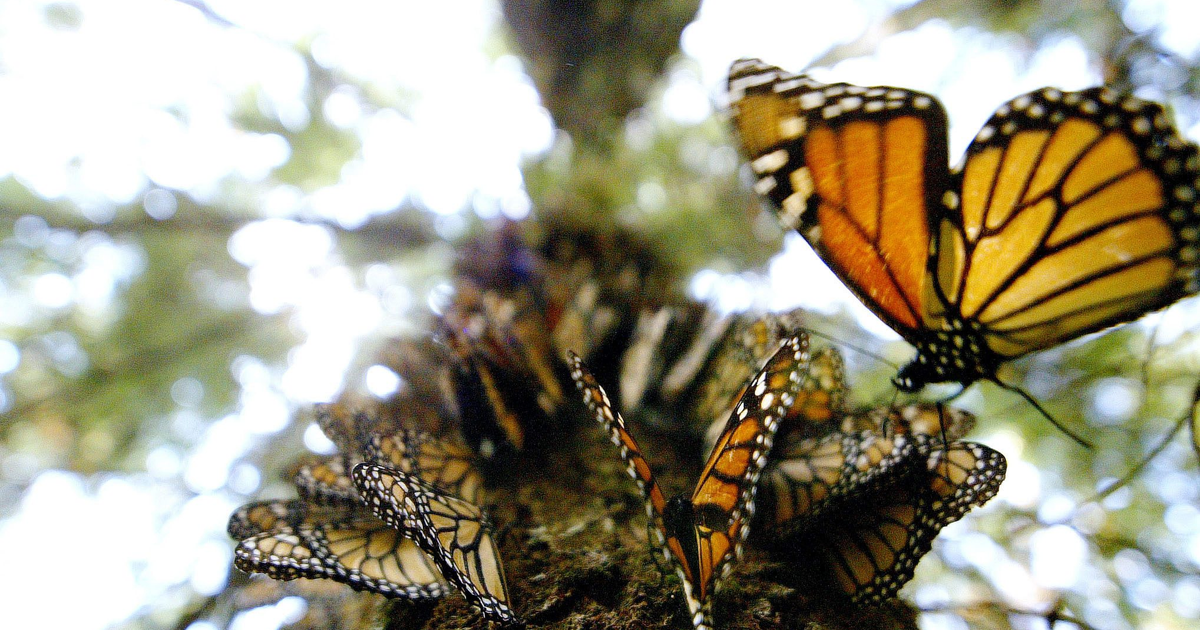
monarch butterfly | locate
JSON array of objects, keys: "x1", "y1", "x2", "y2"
[
  {"x1": 441, "y1": 276, "x2": 576, "y2": 456},
  {"x1": 619, "y1": 306, "x2": 681, "y2": 411},
  {"x1": 760, "y1": 427, "x2": 917, "y2": 529},
  {"x1": 751, "y1": 346, "x2": 917, "y2": 528},
  {"x1": 296, "y1": 454, "x2": 361, "y2": 505},
  {"x1": 769, "y1": 438, "x2": 1006, "y2": 603},
  {"x1": 228, "y1": 499, "x2": 307, "y2": 541},
  {"x1": 728, "y1": 58, "x2": 1200, "y2": 394},
  {"x1": 352, "y1": 464, "x2": 518, "y2": 625},
  {"x1": 444, "y1": 317, "x2": 545, "y2": 455},
  {"x1": 447, "y1": 282, "x2": 567, "y2": 416},
  {"x1": 690, "y1": 310, "x2": 810, "y2": 431},
  {"x1": 840, "y1": 401, "x2": 976, "y2": 442},
  {"x1": 542, "y1": 223, "x2": 663, "y2": 366},
  {"x1": 312, "y1": 402, "x2": 372, "y2": 455},
  {"x1": 296, "y1": 429, "x2": 483, "y2": 506},
  {"x1": 569, "y1": 334, "x2": 810, "y2": 630},
  {"x1": 230, "y1": 499, "x2": 451, "y2": 599}
]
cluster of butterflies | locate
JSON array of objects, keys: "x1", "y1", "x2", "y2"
[
  {"x1": 228, "y1": 57, "x2": 1200, "y2": 629},
  {"x1": 572, "y1": 329, "x2": 1006, "y2": 630},
  {"x1": 228, "y1": 408, "x2": 518, "y2": 625}
]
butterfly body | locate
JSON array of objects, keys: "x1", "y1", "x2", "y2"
[{"x1": 730, "y1": 58, "x2": 1200, "y2": 393}]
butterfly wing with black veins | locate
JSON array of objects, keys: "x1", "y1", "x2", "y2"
[
  {"x1": 295, "y1": 454, "x2": 363, "y2": 505},
  {"x1": 483, "y1": 289, "x2": 567, "y2": 416},
  {"x1": 366, "y1": 430, "x2": 483, "y2": 504},
  {"x1": 444, "y1": 322, "x2": 529, "y2": 454},
  {"x1": 312, "y1": 403, "x2": 383, "y2": 455},
  {"x1": 729, "y1": 57, "x2": 1200, "y2": 391},
  {"x1": 761, "y1": 427, "x2": 918, "y2": 532},
  {"x1": 228, "y1": 499, "x2": 308, "y2": 540},
  {"x1": 841, "y1": 403, "x2": 977, "y2": 442},
  {"x1": 302, "y1": 515, "x2": 450, "y2": 599},
  {"x1": 570, "y1": 333, "x2": 811, "y2": 630},
  {"x1": 777, "y1": 438, "x2": 1006, "y2": 603},
  {"x1": 230, "y1": 499, "x2": 450, "y2": 599},
  {"x1": 692, "y1": 310, "x2": 807, "y2": 433},
  {"x1": 352, "y1": 464, "x2": 518, "y2": 625},
  {"x1": 701, "y1": 322, "x2": 839, "y2": 455}
]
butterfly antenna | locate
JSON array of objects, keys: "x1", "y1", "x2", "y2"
[
  {"x1": 795, "y1": 326, "x2": 901, "y2": 371},
  {"x1": 991, "y1": 378, "x2": 1093, "y2": 449}
]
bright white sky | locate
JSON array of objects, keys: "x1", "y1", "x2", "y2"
[{"x1": 0, "y1": 0, "x2": 1198, "y2": 629}]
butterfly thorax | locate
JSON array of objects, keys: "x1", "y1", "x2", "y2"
[
  {"x1": 663, "y1": 495, "x2": 700, "y2": 568},
  {"x1": 893, "y1": 325, "x2": 999, "y2": 392}
]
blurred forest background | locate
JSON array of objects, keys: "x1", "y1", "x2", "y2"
[{"x1": 2, "y1": 0, "x2": 1200, "y2": 629}]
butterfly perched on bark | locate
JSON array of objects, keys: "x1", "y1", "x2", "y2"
[
  {"x1": 570, "y1": 334, "x2": 811, "y2": 630},
  {"x1": 229, "y1": 499, "x2": 450, "y2": 599},
  {"x1": 352, "y1": 464, "x2": 518, "y2": 625}
]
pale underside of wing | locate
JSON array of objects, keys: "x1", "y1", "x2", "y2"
[
  {"x1": 296, "y1": 455, "x2": 361, "y2": 505},
  {"x1": 228, "y1": 499, "x2": 305, "y2": 540},
  {"x1": 234, "y1": 521, "x2": 449, "y2": 599},
  {"x1": 352, "y1": 463, "x2": 516, "y2": 624},
  {"x1": 764, "y1": 430, "x2": 914, "y2": 530},
  {"x1": 306, "y1": 520, "x2": 450, "y2": 599},
  {"x1": 414, "y1": 481, "x2": 515, "y2": 623},
  {"x1": 235, "y1": 528, "x2": 328, "y2": 582},
  {"x1": 782, "y1": 439, "x2": 1005, "y2": 603},
  {"x1": 368, "y1": 431, "x2": 483, "y2": 504}
]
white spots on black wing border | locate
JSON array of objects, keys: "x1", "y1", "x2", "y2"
[
  {"x1": 799, "y1": 91, "x2": 826, "y2": 110},
  {"x1": 727, "y1": 58, "x2": 785, "y2": 100},
  {"x1": 751, "y1": 149, "x2": 789, "y2": 174},
  {"x1": 399, "y1": 471, "x2": 517, "y2": 624}
]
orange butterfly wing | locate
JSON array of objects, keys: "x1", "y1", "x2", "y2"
[
  {"x1": 731, "y1": 59, "x2": 1200, "y2": 391},
  {"x1": 729, "y1": 58, "x2": 950, "y2": 337},
  {"x1": 688, "y1": 335, "x2": 810, "y2": 599},
  {"x1": 940, "y1": 87, "x2": 1200, "y2": 359}
]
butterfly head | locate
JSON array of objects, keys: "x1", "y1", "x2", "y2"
[{"x1": 892, "y1": 361, "x2": 932, "y2": 393}]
